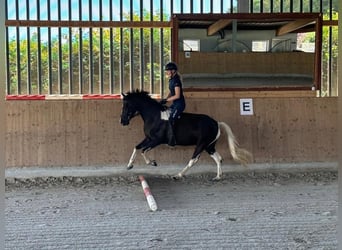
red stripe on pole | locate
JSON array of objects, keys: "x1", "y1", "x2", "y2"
[
  {"x1": 82, "y1": 94, "x2": 122, "y2": 99},
  {"x1": 6, "y1": 94, "x2": 123, "y2": 100},
  {"x1": 6, "y1": 95, "x2": 46, "y2": 100},
  {"x1": 143, "y1": 187, "x2": 152, "y2": 196},
  {"x1": 139, "y1": 175, "x2": 158, "y2": 211}
]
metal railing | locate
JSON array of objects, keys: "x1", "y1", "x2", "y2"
[{"x1": 5, "y1": 0, "x2": 338, "y2": 97}]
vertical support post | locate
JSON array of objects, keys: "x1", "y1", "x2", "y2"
[
  {"x1": 232, "y1": 19, "x2": 237, "y2": 53},
  {"x1": 26, "y1": 0, "x2": 31, "y2": 94},
  {"x1": 99, "y1": 0, "x2": 104, "y2": 94},
  {"x1": 68, "y1": 0, "x2": 73, "y2": 94},
  {"x1": 78, "y1": 0, "x2": 83, "y2": 94},
  {"x1": 139, "y1": 0, "x2": 144, "y2": 90},
  {"x1": 171, "y1": 15, "x2": 179, "y2": 64},
  {"x1": 314, "y1": 14, "x2": 322, "y2": 93},
  {"x1": 0, "y1": 0, "x2": 5, "y2": 242},
  {"x1": 47, "y1": 0, "x2": 52, "y2": 94}
]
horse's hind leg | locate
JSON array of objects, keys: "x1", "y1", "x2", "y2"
[
  {"x1": 206, "y1": 143, "x2": 223, "y2": 181},
  {"x1": 173, "y1": 143, "x2": 211, "y2": 179},
  {"x1": 174, "y1": 154, "x2": 201, "y2": 179},
  {"x1": 174, "y1": 144, "x2": 206, "y2": 179},
  {"x1": 210, "y1": 151, "x2": 223, "y2": 181}
]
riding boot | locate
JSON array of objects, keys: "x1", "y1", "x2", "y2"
[{"x1": 167, "y1": 121, "x2": 176, "y2": 146}]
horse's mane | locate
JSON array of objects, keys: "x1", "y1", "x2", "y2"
[{"x1": 124, "y1": 89, "x2": 164, "y2": 110}]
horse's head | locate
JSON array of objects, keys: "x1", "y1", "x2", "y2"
[
  {"x1": 120, "y1": 93, "x2": 139, "y2": 126},
  {"x1": 120, "y1": 89, "x2": 164, "y2": 125}
]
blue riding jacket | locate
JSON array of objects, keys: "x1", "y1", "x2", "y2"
[{"x1": 168, "y1": 73, "x2": 186, "y2": 122}]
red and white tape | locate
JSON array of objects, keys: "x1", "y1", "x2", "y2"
[
  {"x1": 139, "y1": 175, "x2": 158, "y2": 212},
  {"x1": 6, "y1": 94, "x2": 122, "y2": 100},
  {"x1": 6, "y1": 93, "x2": 161, "y2": 100}
]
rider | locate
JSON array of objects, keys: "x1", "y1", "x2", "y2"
[{"x1": 161, "y1": 62, "x2": 186, "y2": 146}]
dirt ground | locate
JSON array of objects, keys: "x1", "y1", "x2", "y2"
[{"x1": 6, "y1": 169, "x2": 338, "y2": 250}]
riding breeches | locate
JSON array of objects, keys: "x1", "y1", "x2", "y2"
[{"x1": 169, "y1": 105, "x2": 184, "y2": 123}]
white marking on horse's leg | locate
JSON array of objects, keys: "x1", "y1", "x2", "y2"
[
  {"x1": 210, "y1": 152, "x2": 223, "y2": 180},
  {"x1": 177, "y1": 155, "x2": 200, "y2": 178},
  {"x1": 141, "y1": 151, "x2": 151, "y2": 165},
  {"x1": 127, "y1": 148, "x2": 137, "y2": 168}
]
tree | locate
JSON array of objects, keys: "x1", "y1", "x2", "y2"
[{"x1": 7, "y1": 10, "x2": 171, "y2": 95}]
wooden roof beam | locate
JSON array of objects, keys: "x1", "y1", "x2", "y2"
[
  {"x1": 207, "y1": 19, "x2": 232, "y2": 36},
  {"x1": 276, "y1": 19, "x2": 316, "y2": 36}
]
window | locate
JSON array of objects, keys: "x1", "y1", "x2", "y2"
[
  {"x1": 183, "y1": 40, "x2": 200, "y2": 51},
  {"x1": 252, "y1": 40, "x2": 269, "y2": 52}
]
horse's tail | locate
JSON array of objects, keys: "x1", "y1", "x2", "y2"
[{"x1": 218, "y1": 122, "x2": 253, "y2": 166}]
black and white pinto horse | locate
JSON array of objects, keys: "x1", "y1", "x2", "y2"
[{"x1": 120, "y1": 90, "x2": 252, "y2": 180}]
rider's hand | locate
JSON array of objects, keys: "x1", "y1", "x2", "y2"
[{"x1": 160, "y1": 99, "x2": 167, "y2": 105}]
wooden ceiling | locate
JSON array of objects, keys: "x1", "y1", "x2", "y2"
[{"x1": 174, "y1": 13, "x2": 321, "y2": 36}]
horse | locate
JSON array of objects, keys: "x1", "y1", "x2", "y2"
[{"x1": 120, "y1": 89, "x2": 252, "y2": 180}]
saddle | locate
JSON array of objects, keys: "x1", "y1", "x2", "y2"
[{"x1": 161, "y1": 109, "x2": 171, "y2": 121}]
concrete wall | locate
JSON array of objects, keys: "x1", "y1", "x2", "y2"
[{"x1": 5, "y1": 97, "x2": 337, "y2": 168}]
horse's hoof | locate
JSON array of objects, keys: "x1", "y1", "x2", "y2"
[
  {"x1": 211, "y1": 177, "x2": 221, "y2": 182},
  {"x1": 127, "y1": 165, "x2": 134, "y2": 170},
  {"x1": 172, "y1": 174, "x2": 182, "y2": 180},
  {"x1": 150, "y1": 160, "x2": 157, "y2": 167}
]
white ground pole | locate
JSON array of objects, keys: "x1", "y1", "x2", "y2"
[{"x1": 139, "y1": 176, "x2": 158, "y2": 212}]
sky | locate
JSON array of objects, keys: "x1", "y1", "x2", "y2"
[
  {"x1": 7, "y1": 0, "x2": 231, "y2": 20},
  {"x1": 6, "y1": 0, "x2": 232, "y2": 40},
  {"x1": 7, "y1": 0, "x2": 170, "y2": 21}
]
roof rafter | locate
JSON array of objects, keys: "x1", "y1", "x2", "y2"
[
  {"x1": 276, "y1": 19, "x2": 316, "y2": 36},
  {"x1": 207, "y1": 19, "x2": 232, "y2": 36}
]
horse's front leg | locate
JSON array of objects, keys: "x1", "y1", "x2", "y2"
[
  {"x1": 127, "y1": 138, "x2": 149, "y2": 170},
  {"x1": 127, "y1": 138, "x2": 161, "y2": 169},
  {"x1": 141, "y1": 149, "x2": 157, "y2": 166},
  {"x1": 127, "y1": 148, "x2": 137, "y2": 170}
]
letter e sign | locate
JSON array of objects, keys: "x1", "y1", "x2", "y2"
[{"x1": 240, "y1": 99, "x2": 253, "y2": 115}]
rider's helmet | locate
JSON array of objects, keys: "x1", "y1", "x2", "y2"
[{"x1": 165, "y1": 62, "x2": 178, "y2": 71}]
